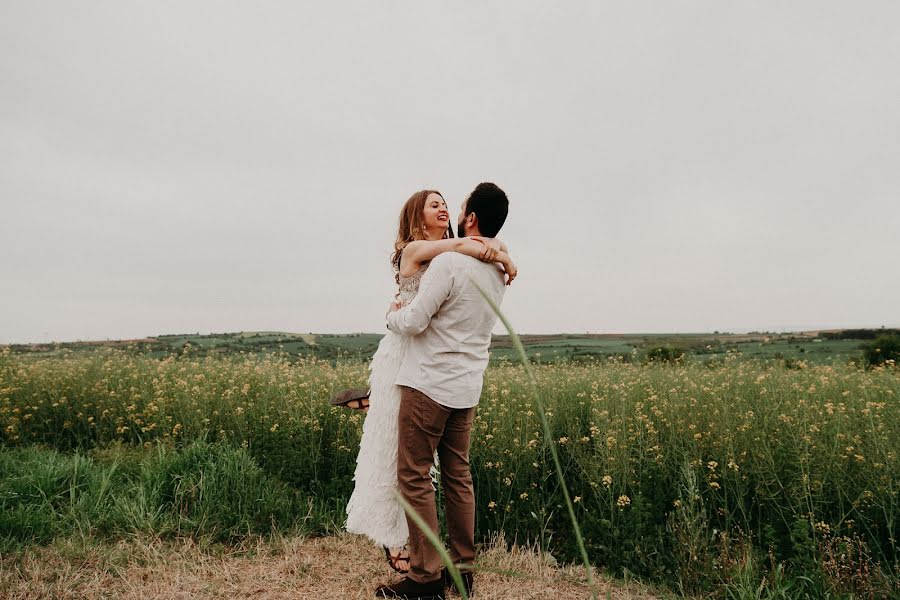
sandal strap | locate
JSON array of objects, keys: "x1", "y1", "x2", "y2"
[{"x1": 383, "y1": 546, "x2": 410, "y2": 573}]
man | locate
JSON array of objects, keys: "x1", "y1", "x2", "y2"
[{"x1": 376, "y1": 182, "x2": 510, "y2": 599}]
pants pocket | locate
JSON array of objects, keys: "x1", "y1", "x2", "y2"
[{"x1": 416, "y1": 391, "x2": 449, "y2": 437}]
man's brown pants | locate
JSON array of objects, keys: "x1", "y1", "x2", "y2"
[{"x1": 397, "y1": 386, "x2": 476, "y2": 584}]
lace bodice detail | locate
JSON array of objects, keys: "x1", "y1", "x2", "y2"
[{"x1": 397, "y1": 264, "x2": 429, "y2": 305}]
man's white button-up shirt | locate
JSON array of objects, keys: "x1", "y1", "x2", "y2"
[{"x1": 386, "y1": 252, "x2": 506, "y2": 409}]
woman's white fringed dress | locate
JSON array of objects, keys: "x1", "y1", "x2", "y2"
[{"x1": 345, "y1": 264, "x2": 429, "y2": 548}]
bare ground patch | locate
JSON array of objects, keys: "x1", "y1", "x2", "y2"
[{"x1": 0, "y1": 534, "x2": 665, "y2": 600}]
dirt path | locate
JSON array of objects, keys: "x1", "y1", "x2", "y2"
[{"x1": 1, "y1": 534, "x2": 665, "y2": 600}]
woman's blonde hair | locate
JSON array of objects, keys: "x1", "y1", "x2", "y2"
[{"x1": 391, "y1": 189, "x2": 451, "y2": 282}]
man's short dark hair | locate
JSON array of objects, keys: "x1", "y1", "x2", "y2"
[{"x1": 466, "y1": 182, "x2": 508, "y2": 238}]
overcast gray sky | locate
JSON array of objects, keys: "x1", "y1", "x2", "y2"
[{"x1": 2, "y1": 2, "x2": 899, "y2": 344}]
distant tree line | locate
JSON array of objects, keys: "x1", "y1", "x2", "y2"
[{"x1": 820, "y1": 328, "x2": 900, "y2": 340}]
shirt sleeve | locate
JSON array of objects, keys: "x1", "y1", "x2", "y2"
[{"x1": 386, "y1": 254, "x2": 455, "y2": 336}]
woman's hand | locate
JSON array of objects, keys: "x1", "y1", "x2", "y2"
[
  {"x1": 501, "y1": 257, "x2": 518, "y2": 285},
  {"x1": 469, "y1": 236, "x2": 516, "y2": 283},
  {"x1": 470, "y1": 236, "x2": 503, "y2": 262}
]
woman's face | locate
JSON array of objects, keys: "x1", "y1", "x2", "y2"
[{"x1": 422, "y1": 193, "x2": 450, "y2": 235}]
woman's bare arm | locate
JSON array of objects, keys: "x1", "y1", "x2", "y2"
[{"x1": 400, "y1": 238, "x2": 508, "y2": 277}]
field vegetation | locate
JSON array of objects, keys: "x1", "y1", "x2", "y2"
[{"x1": 1, "y1": 341, "x2": 898, "y2": 597}]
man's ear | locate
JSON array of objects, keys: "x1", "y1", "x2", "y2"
[{"x1": 467, "y1": 212, "x2": 478, "y2": 231}]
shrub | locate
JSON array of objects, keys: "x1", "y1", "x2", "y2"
[
  {"x1": 861, "y1": 335, "x2": 900, "y2": 367},
  {"x1": 643, "y1": 345, "x2": 685, "y2": 364}
]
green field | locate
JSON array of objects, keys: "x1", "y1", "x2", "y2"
[{"x1": 1, "y1": 346, "x2": 898, "y2": 597}]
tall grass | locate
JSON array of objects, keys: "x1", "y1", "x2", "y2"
[
  {"x1": 0, "y1": 439, "x2": 315, "y2": 554},
  {"x1": 1, "y1": 345, "x2": 898, "y2": 596}
]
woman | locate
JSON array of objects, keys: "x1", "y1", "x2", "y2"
[{"x1": 340, "y1": 189, "x2": 516, "y2": 574}]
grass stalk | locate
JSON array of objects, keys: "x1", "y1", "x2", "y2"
[
  {"x1": 473, "y1": 278, "x2": 598, "y2": 599},
  {"x1": 393, "y1": 491, "x2": 469, "y2": 600}
]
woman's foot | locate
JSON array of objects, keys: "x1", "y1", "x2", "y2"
[
  {"x1": 330, "y1": 388, "x2": 370, "y2": 411},
  {"x1": 383, "y1": 545, "x2": 410, "y2": 574}
]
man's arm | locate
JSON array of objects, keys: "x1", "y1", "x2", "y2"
[{"x1": 386, "y1": 254, "x2": 455, "y2": 336}]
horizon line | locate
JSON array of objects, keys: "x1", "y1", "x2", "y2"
[{"x1": 4, "y1": 324, "x2": 900, "y2": 346}]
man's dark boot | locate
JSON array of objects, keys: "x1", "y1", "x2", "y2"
[
  {"x1": 375, "y1": 576, "x2": 445, "y2": 599},
  {"x1": 441, "y1": 569, "x2": 474, "y2": 597}
]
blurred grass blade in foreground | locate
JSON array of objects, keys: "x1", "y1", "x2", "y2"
[
  {"x1": 471, "y1": 277, "x2": 598, "y2": 600},
  {"x1": 393, "y1": 491, "x2": 470, "y2": 600}
]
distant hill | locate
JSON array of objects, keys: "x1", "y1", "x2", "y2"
[{"x1": 6, "y1": 328, "x2": 897, "y2": 365}]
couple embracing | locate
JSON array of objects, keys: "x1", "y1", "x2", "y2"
[{"x1": 332, "y1": 182, "x2": 516, "y2": 599}]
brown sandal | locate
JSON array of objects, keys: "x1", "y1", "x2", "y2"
[
  {"x1": 330, "y1": 388, "x2": 370, "y2": 410},
  {"x1": 383, "y1": 545, "x2": 410, "y2": 574}
]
